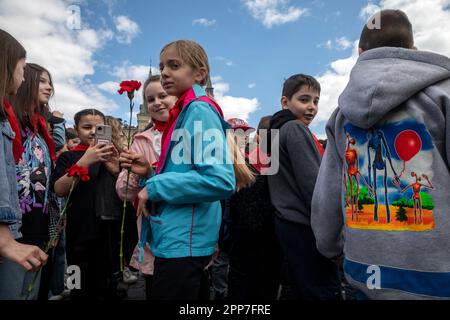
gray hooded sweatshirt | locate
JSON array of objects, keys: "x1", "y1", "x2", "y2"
[{"x1": 311, "y1": 47, "x2": 450, "y2": 300}]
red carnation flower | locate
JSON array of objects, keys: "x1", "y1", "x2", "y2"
[
  {"x1": 66, "y1": 164, "x2": 90, "y2": 182},
  {"x1": 118, "y1": 80, "x2": 142, "y2": 99}
]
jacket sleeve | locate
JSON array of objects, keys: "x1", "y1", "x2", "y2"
[
  {"x1": 311, "y1": 109, "x2": 345, "y2": 259},
  {"x1": 284, "y1": 121, "x2": 322, "y2": 212},
  {"x1": 0, "y1": 160, "x2": 15, "y2": 225},
  {"x1": 50, "y1": 151, "x2": 73, "y2": 192},
  {"x1": 146, "y1": 102, "x2": 236, "y2": 204},
  {"x1": 115, "y1": 135, "x2": 157, "y2": 202},
  {"x1": 0, "y1": 123, "x2": 18, "y2": 225},
  {"x1": 52, "y1": 119, "x2": 66, "y2": 152}
]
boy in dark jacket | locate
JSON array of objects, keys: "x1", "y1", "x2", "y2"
[{"x1": 268, "y1": 74, "x2": 341, "y2": 300}]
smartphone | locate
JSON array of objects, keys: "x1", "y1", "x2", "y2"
[{"x1": 95, "y1": 124, "x2": 112, "y2": 145}]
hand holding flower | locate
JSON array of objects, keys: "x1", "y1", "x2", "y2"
[{"x1": 119, "y1": 147, "x2": 152, "y2": 178}]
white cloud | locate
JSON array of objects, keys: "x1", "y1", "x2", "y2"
[
  {"x1": 318, "y1": 37, "x2": 352, "y2": 51},
  {"x1": 0, "y1": 0, "x2": 119, "y2": 122},
  {"x1": 77, "y1": 28, "x2": 114, "y2": 50},
  {"x1": 215, "y1": 56, "x2": 234, "y2": 66},
  {"x1": 248, "y1": 83, "x2": 256, "y2": 89},
  {"x1": 336, "y1": 36, "x2": 353, "y2": 50},
  {"x1": 313, "y1": 42, "x2": 359, "y2": 124},
  {"x1": 242, "y1": 0, "x2": 309, "y2": 28},
  {"x1": 325, "y1": 40, "x2": 333, "y2": 50},
  {"x1": 192, "y1": 18, "x2": 216, "y2": 27},
  {"x1": 360, "y1": 2, "x2": 381, "y2": 20},
  {"x1": 110, "y1": 62, "x2": 159, "y2": 106},
  {"x1": 111, "y1": 61, "x2": 157, "y2": 82},
  {"x1": 97, "y1": 81, "x2": 118, "y2": 94},
  {"x1": 114, "y1": 15, "x2": 140, "y2": 44},
  {"x1": 381, "y1": 0, "x2": 450, "y2": 57},
  {"x1": 212, "y1": 76, "x2": 259, "y2": 121},
  {"x1": 317, "y1": 39, "x2": 333, "y2": 50},
  {"x1": 111, "y1": 61, "x2": 153, "y2": 82}
]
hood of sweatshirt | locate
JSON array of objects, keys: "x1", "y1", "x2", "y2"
[
  {"x1": 267, "y1": 109, "x2": 297, "y2": 155},
  {"x1": 269, "y1": 109, "x2": 297, "y2": 130},
  {"x1": 339, "y1": 47, "x2": 450, "y2": 129}
]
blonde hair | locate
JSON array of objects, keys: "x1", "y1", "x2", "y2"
[
  {"x1": 227, "y1": 131, "x2": 256, "y2": 192},
  {"x1": 105, "y1": 116, "x2": 126, "y2": 153},
  {"x1": 160, "y1": 40, "x2": 209, "y2": 86}
]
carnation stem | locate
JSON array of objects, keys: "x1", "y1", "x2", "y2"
[{"x1": 120, "y1": 99, "x2": 134, "y2": 272}]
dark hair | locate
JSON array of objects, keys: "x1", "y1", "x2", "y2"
[
  {"x1": 10, "y1": 63, "x2": 53, "y2": 129},
  {"x1": 257, "y1": 115, "x2": 272, "y2": 131},
  {"x1": 74, "y1": 108, "x2": 105, "y2": 127},
  {"x1": 282, "y1": 74, "x2": 321, "y2": 100},
  {"x1": 359, "y1": 9, "x2": 414, "y2": 51},
  {"x1": 0, "y1": 29, "x2": 26, "y2": 119},
  {"x1": 65, "y1": 127, "x2": 78, "y2": 140}
]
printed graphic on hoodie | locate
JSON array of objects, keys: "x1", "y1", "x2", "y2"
[
  {"x1": 16, "y1": 131, "x2": 52, "y2": 214},
  {"x1": 343, "y1": 115, "x2": 435, "y2": 232}
]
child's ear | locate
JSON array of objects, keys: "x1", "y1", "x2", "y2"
[
  {"x1": 195, "y1": 67, "x2": 208, "y2": 84},
  {"x1": 281, "y1": 96, "x2": 289, "y2": 110}
]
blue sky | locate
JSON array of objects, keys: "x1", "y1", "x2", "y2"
[
  {"x1": 2, "y1": 0, "x2": 450, "y2": 138},
  {"x1": 84, "y1": 0, "x2": 368, "y2": 132}
]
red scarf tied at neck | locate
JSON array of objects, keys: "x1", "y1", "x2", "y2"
[
  {"x1": 3, "y1": 99, "x2": 57, "y2": 163},
  {"x1": 70, "y1": 143, "x2": 90, "y2": 152},
  {"x1": 152, "y1": 120, "x2": 166, "y2": 133}
]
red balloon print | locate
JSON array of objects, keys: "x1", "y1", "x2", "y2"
[{"x1": 394, "y1": 130, "x2": 422, "y2": 162}]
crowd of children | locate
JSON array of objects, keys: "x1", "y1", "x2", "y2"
[{"x1": 1, "y1": 9, "x2": 450, "y2": 300}]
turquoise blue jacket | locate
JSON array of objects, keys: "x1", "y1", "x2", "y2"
[{"x1": 143, "y1": 85, "x2": 236, "y2": 259}]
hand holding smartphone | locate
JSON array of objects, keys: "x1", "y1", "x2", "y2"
[{"x1": 95, "y1": 124, "x2": 112, "y2": 146}]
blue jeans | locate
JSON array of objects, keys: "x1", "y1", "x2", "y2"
[
  {"x1": 0, "y1": 258, "x2": 41, "y2": 300},
  {"x1": 49, "y1": 231, "x2": 66, "y2": 296}
]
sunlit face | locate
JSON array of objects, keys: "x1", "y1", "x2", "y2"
[
  {"x1": 38, "y1": 71, "x2": 53, "y2": 105},
  {"x1": 75, "y1": 115, "x2": 104, "y2": 146},
  {"x1": 281, "y1": 85, "x2": 320, "y2": 127},
  {"x1": 9, "y1": 58, "x2": 26, "y2": 95},
  {"x1": 145, "y1": 81, "x2": 177, "y2": 122},
  {"x1": 159, "y1": 45, "x2": 206, "y2": 97}
]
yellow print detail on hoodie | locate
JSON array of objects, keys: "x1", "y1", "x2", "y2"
[{"x1": 343, "y1": 115, "x2": 436, "y2": 232}]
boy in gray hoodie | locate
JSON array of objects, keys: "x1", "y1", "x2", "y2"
[{"x1": 311, "y1": 9, "x2": 450, "y2": 299}]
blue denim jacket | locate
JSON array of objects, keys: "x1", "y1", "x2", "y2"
[{"x1": 0, "y1": 120, "x2": 22, "y2": 238}]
